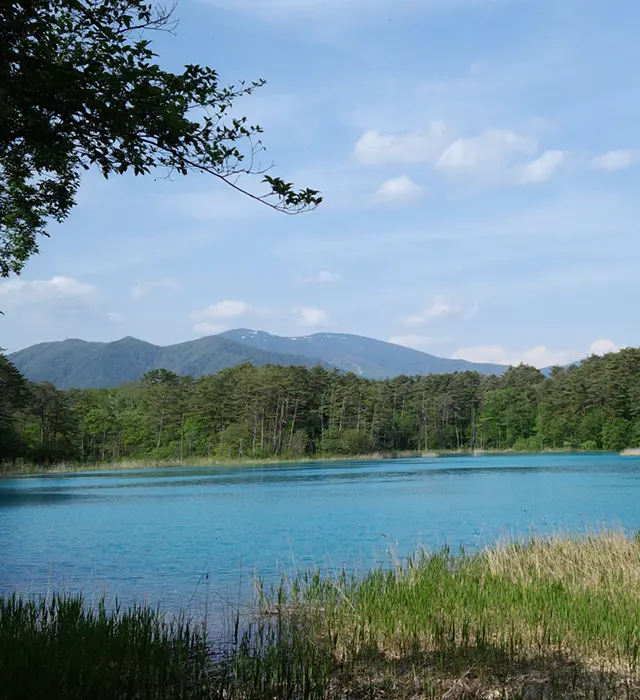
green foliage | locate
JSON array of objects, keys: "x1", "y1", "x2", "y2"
[
  {"x1": 0, "y1": 0, "x2": 320, "y2": 277},
  {"x1": 602, "y1": 417, "x2": 630, "y2": 452},
  {"x1": 0, "y1": 593, "x2": 211, "y2": 700},
  {"x1": 5, "y1": 346, "x2": 640, "y2": 467},
  {"x1": 0, "y1": 351, "x2": 30, "y2": 462}
]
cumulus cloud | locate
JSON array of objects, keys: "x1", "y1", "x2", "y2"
[
  {"x1": 374, "y1": 175, "x2": 424, "y2": 204},
  {"x1": 131, "y1": 279, "x2": 181, "y2": 299},
  {"x1": 590, "y1": 149, "x2": 640, "y2": 172},
  {"x1": 353, "y1": 122, "x2": 448, "y2": 165},
  {"x1": 293, "y1": 306, "x2": 329, "y2": 327},
  {"x1": 353, "y1": 124, "x2": 567, "y2": 186},
  {"x1": 520, "y1": 150, "x2": 565, "y2": 184},
  {"x1": 297, "y1": 270, "x2": 341, "y2": 284},
  {"x1": 0, "y1": 276, "x2": 96, "y2": 308},
  {"x1": 192, "y1": 300, "x2": 250, "y2": 321},
  {"x1": 452, "y1": 338, "x2": 622, "y2": 368},
  {"x1": 590, "y1": 339, "x2": 619, "y2": 355},
  {"x1": 435, "y1": 129, "x2": 537, "y2": 176},
  {"x1": 452, "y1": 344, "x2": 579, "y2": 368},
  {"x1": 190, "y1": 300, "x2": 251, "y2": 335},
  {"x1": 402, "y1": 295, "x2": 477, "y2": 327},
  {"x1": 190, "y1": 300, "x2": 272, "y2": 335}
]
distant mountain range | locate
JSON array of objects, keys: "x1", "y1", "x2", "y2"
[
  {"x1": 9, "y1": 329, "x2": 509, "y2": 389},
  {"x1": 219, "y1": 330, "x2": 506, "y2": 379}
]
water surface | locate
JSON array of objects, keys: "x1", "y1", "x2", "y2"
[{"x1": 1, "y1": 453, "x2": 639, "y2": 615}]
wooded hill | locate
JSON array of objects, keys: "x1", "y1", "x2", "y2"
[
  {"x1": 1, "y1": 346, "x2": 638, "y2": 467},
  {"x1": 8, "y1": 331, "x2": 507, "y2": 388}
]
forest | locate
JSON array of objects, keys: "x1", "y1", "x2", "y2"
[{"x1": 2, "y1": 346, "x2": 640, "y2": 467}]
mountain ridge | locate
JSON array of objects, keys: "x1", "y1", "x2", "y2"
[
  {"x1": 219, "y1": 329, "x2": 508, "y2": 379},
  {"x1": 8, "y1": 334, "x2": 335, "y2": 389},
  {"x1": 8, "y1": 329, "x2": 516, "y2": 389}
]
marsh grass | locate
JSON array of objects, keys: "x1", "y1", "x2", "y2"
[
  {"x1": 0, "y1": 452, "x2": 423, "y2": 476},
  {"x1": 0, "y1": 593, "x2": 211, "y2": 700},
  {"x1": 251, "y1": 530, "x2": 640, "y2": 698},
  {"x1": 3, "y1": 532, "x2": 640, "y2": 698}
]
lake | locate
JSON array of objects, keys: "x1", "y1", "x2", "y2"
[{"x1": 1, "y1": 453, "x2": 639, "y2": 617}]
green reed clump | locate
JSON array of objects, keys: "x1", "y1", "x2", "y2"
[
  {"x1": 282, "y1": 534, "x2": 640, "y2": 670},
  {"x1": 0, "y1": 591, "x2": 336, "y2": 700},
  {"x1": 0, "y1": 593, "x2": 212, "y2": 700},
  {"x1": 253, "y1": 531, "x2": 640, "y2": 697}
]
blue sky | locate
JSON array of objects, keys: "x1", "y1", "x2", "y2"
[{"x1": 2, "y1": 0, "x2": 640, "y2": 367}]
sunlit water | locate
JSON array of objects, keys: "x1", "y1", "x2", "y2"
[{"x1": 1, "y1": 453, "x2": 639, "y2": 617}]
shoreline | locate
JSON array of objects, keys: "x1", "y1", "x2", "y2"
[
  {"x1": 4, "y1": 530, "x2": 640, "y2": 699},
  {"x1": 1, "y1": 446, "x2": 629, "y2": 477}
]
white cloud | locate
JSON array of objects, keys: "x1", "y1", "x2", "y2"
[
  {"x1": 453, "y1": 344, "x2": 580, "y2": 368},
  {"x1": 107, "y1": 312, "x2": 123, "y2": 323},
  {"x1": 374, "y1": 175, "x2": 424, "y2": 204},
  {"x1": 293, "y1": 306, "x2": 329, "y2": 326},
  {"x1": 0, "y1": 276, "x2": 96, "y2": 307},
  {"x1": 297, "y1": 270, "x2": 341, "y2": 284},
  {"x1": 590, "y1": 149, "x2": 640, "y2": 172},
  {"x1": 190, "y1": 300, "x2": 272, "y2": 335},
  {"x1": 520, "y1": 150, "x2": 565, "y2": 184},
  {"x1": 402, "y1": 295, "x2": 476, "y2": 327},
  {"x1": 353, "y1": 122, "x2": 448, "y2": 165},
  {"x1": 590, "y1": 339, "x2": 619, "y2": 355},
  {"x1": 131, "y1": 279, "x2": 181, "y2": 299},
  {"x1": 453, "y1": 339, "x2": 623, "y2": 368},
  {"x1": 435, "y1": 129, "x2": 537, "y2": 175},
  {"x1": 192, "y1": 300, "x2": 250, "y2": 321},
  {"x1": 354, "y1": 125, "x2": 546, "y2": 184}
]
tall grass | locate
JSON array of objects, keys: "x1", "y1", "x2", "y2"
[
  {"x1": 0, "y1": 593, "x2": 211, "y2": 700},
  {"x1": 253, "y1": 530, "x2": 640, "y2": 698},
  {"x1": 3, "y1": 532, "x2": 640, "y2": 698}
]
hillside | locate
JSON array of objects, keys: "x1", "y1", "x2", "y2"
[
  {"x1": 220, "y1": 329, "x2": 507, "y2": 379},
  {"x1": 9, "y1": 335, "x2": 333, "y2": 389},
  {"x1": 9, "y1": 329, "x2": 514, "y2": 389}
]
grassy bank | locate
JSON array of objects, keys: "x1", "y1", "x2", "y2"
[
  {"x1": 2, "y1": 447, "x2": 628, "y2": 477},
  {"x1": 0, "y1": 451, "x2": 429, "y2": 476},
  {"x1": 3, "y1": 531, "x2": 640, "y2": 698}
]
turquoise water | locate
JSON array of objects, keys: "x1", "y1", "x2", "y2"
[{"x1": 1, "y1": 453, "x2": 639, "y2": 616}]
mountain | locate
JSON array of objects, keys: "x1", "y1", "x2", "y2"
[
  {"x1": 8, "y1": 335, "x2": 333, "y2": 389},
  {"x1": 219, "y1": 329, "x2": 507, "y2": 379},
  {"x1": 9, "y1": 329, "x2": 511, "y2": 390}
]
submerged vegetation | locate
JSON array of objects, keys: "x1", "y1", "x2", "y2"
[
  {"x1": 3, "y1": 346, "x2": 640, "y2": 468},
  {"x1": 3, "y1": 531, "x2": 640, "y2": 699}
]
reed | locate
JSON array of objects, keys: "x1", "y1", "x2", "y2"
[{"x1": 3, "y1": 532, "x2": 640, "y2": 698}]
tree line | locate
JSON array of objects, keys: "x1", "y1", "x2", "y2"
[{"x1": 2, "y1": 347, "x2": 640, "y2": 467}]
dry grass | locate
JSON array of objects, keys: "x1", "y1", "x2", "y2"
[
  {"x1": 486, "y1": 528, "x2": 640, "y2": 592},
  {"x1": 0, "y1": 452, "x2": 426, "y2": 476}
]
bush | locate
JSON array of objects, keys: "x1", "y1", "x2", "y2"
[{"x1": 580, "y1": 440, "x2": 599, "y2": 451}]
